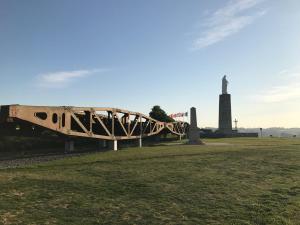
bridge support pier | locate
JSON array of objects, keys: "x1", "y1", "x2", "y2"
[
  {"x1": 179, "y1": 135, "x2": 182, "y2": 141},
  {"x1": 98, "y1": 140, "x2": 107, "y2": 150},
  {"x1": 139, "y1": 137, "x2": 142, "y2": 148},
  {"x1": 65, "y1": 139, "x2": 74, "y2": 153},
  {"x1": 113, "y1": 140, "x2": 118, "y2": 151}
]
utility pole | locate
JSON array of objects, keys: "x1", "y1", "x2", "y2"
[{"x1": 234, "y1": 119, "x2": 238, "y2": 131}]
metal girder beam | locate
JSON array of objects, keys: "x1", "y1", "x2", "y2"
[{"x1": 0, "y1": 105, "x2": 187, "y2": 140}]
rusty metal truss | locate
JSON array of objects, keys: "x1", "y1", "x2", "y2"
[{"x1": 0, "y1": 105, "x2": 188, "y2": 140}]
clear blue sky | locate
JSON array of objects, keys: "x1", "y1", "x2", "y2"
[{"x1": 1, "y1": 0, "x2": 300, "y2": 128}]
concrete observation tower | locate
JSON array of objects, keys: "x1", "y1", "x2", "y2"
[{"x1": 218, "y1": 75, "x2": 232, "y2": 135}]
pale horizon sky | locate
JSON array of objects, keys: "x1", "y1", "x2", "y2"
[{"x1": 0, "y1": 0, "x2": 300, "y2": 128}]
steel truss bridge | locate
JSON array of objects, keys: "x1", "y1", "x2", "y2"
[{"x1": 0, "y1": 105, "x2": 188, "y2": 150}]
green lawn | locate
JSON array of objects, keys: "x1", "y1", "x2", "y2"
[{"x1": 0, "y1": 138, "x2": 299, "y2": 225}]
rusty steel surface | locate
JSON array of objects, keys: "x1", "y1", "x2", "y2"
[{"x1": 0, "y1": 105, "x2": 187, "y2": 140}]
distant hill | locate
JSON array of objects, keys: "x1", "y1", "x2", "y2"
[{"x1": 202, "y1": 127, "x2": 300, "y2": 138}]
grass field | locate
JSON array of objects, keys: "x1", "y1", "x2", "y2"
[{"x1": 0, "y1": 138, "x2": 299, "y2": 225}]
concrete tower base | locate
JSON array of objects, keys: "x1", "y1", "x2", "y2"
[{"x1": 218, "y1": 94, "x2": 232, "y2": 134}]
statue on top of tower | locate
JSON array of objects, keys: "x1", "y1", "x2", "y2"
[{"x1": 222, "y1": 75, "x2": 229, "y2": 94}]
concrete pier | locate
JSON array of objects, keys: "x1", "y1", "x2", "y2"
[
  {"x1": 65, "y1": 139, "x2": 74, "y2": 152},
  {"x1": 113, "y1": 140, "x2": 118, "y2": 151},
  {"x1": 98, "y1": 140, "x2": 107, "y2": 150}
]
